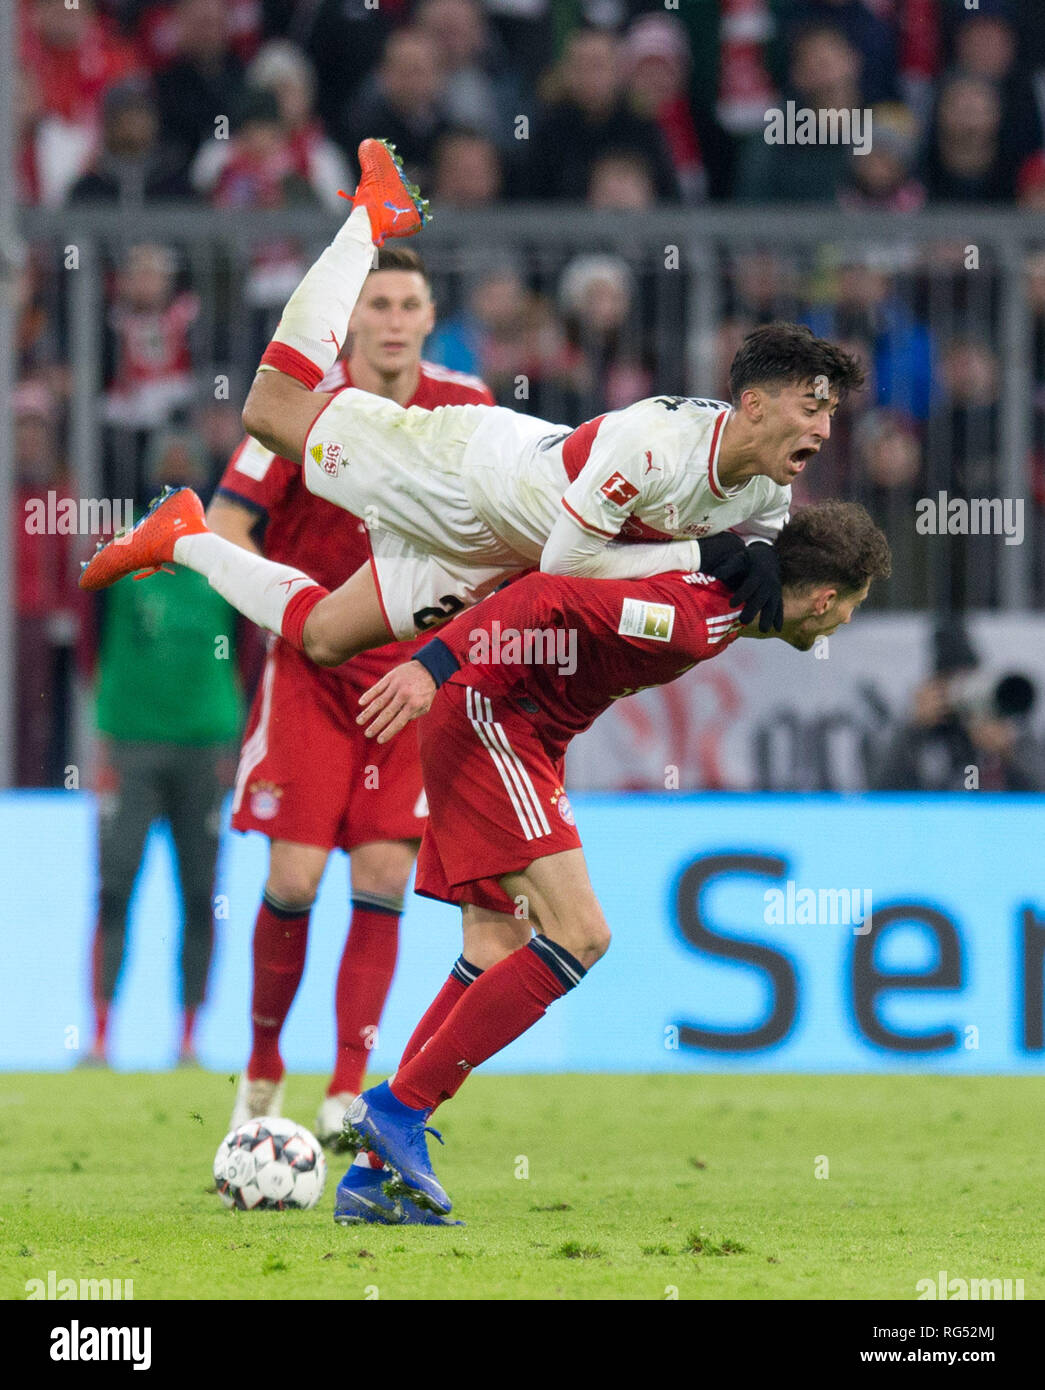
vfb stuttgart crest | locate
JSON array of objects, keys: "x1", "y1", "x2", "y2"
[{"x1": 310, "y1": 440, "x2": 344, "y2": 477}]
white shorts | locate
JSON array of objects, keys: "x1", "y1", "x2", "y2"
[{"x1": 303, "y1": 389, "x2": 529, "y2": 639}]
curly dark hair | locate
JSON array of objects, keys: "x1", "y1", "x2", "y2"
[
  {"x1": 777, "y1": 501, "x2": 891, "y2": 594},
  {"x1": 729, "y1": 322, "x2": 866, "y2": 402}
]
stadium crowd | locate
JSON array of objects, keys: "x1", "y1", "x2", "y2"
[
  {"x1": 11, "y1": 0, "x2": 1045, "y2": 786},
  {"x1": 18, "y1": 0, "x2": 1045, "y2": 211}
]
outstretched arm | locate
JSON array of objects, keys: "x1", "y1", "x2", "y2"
[{"x1": 540, "y1": 509, "x2": 705, "y2": 579}]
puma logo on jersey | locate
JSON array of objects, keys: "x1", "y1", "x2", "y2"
[
  {"x1": 600, "y1": 472, "x2": 639, "y2": 507},
  {"x1": 644, "y1": 451, "x2": 660, "y2": 474}
]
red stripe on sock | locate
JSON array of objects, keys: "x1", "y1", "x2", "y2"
[
  {"x1": 281, "y1": 583, "x2": 328, "y2": 652},
  {"x1": 391, "y1": 947, "x2": 567, "y2": 1111},
  {"x1": 260, "y1": 341, "x2": 323, "y2": 390}
]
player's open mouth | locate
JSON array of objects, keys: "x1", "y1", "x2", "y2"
[{"x1": 789, "y1": 447, "x2": 817, "y2": 467}]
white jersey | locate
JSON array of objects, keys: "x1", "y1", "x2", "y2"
[
  {"x1": 301, "y1": 389, "x2": 790, "y2": 636},
  {"x1": 458, "y1": 395, "x2": 790, "y2": 560}
]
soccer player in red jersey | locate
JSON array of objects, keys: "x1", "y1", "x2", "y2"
[
  {"x1": 334, "y1": 502, "x2": 891, "y2": 1220},
  {"x1": 206, "y1": 244, "x2": 495, "y2": 1141}
]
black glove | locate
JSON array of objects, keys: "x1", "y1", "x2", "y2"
[
  {"x1": 706, "y1": 539, "x2": 783, "y2": 633},
  {"x1": 694, "y1": 530, "x2": 746, "y2": 574}
]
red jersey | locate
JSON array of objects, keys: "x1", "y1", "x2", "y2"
[
  {"x1": 217, "y1": 358, "x2": 495, "y2": 682},
  {"x1": 431, "y1": 569, "x2": 745, "y2": 760}
]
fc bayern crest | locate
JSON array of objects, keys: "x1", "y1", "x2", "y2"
[
  {"x1": 556, "y1": 792, "x2": 575, "y2": 826},
  {"x1": 249, "y1": 781, "x2": 282, "y2": 820}
]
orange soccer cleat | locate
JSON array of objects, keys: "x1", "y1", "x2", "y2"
[
  {"x1": 79, "y1": 486, "x2": 208, "y2": 591},
  {"x1": 337, "y1": 138, "x2": 431, "y2": 247}
]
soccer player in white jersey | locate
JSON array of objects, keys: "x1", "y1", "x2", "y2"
[{"x1": 81, "y1": 140, "x2": 864, "y2": 659}]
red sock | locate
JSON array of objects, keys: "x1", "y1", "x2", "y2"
[
  {"x1": 89, "y1": 927, "x2": 108, "y2": 1055},
  {"x1": 390, "y1": 940, "x2": 583, "y2": 1111},
  {"x1": 92, "y1": 1000, "x2": 110, "y2": 1056},
  {"x1": 181, "y1": 1006, "x2": 198, "y2": 1054},
  {"x1": 399, "y1": 955, "x2": 483, "y2": 1067},
  {"x1": 328, "y1": 901, "x2": 400, "y2": 1096},
  {"x1": 247, "y1": 893, "x2": 310, "y2": 1082}
]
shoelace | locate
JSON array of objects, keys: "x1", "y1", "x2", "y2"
[{"x1": 407, "y1": 1123, "x2": 444, "y2": 1173}]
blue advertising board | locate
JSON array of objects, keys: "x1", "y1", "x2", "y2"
[{"x1": 4, "y1": 792, "x2": 1043, "y2": 1073}]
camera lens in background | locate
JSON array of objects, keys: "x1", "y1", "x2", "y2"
[{"x1": 994, "y1": 673, "x2": 1036, "y2": 719}]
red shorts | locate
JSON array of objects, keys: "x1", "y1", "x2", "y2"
[
  {"x1": 231, "y1": 638, "x2": 427, "y2": 852},
  {"x1": 414, "y1": 680, "x2": 581, "y2": 914}
]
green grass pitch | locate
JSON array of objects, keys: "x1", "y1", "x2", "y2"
[{"x1": 3, "y1": 1071, "x2": 1043, "y2": 1301}]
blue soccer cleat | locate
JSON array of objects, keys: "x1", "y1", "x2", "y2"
[
  {"x1": 342, "y1": 1082, "x2": 452, "y2": 1216},
  {"x1": 333, "y1": 1164, "x2": 462, "y2": 1226}
]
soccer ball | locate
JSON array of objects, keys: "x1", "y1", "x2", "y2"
[{"x1": 213, "y1": 1117, "x2": 327, "y2": 1211}]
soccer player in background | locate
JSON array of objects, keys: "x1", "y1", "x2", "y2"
[
  {"x1": 86, "y1": 433, "x2": 242, "y2": 1067},
  {"x1": 206, "y1": 246, "x2": 495, "y2": 1140},
  {"x1": 81, "y1": 139, "x2": 865, "y2": 652},
  {"x1": 334, "y1": 501, "x2": 891, "y2": 1222}
]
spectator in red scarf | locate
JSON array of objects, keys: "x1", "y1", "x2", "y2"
[
  {"x1": 622, "y1": 14, "x2": 705, "y2": 203},
  {"x1": 20, "y1": 0, "x2": 139, "y2": 125},
  {"x1": 18, "y1": 0, "x2": 141, "y2": 202},
  {"x1": 243, "y1": 41, "x2": 351, "y2": 209},
  {"x1": 104, "y1": 243, "x2": 198, "y2": 432},
  {"x1": 191, "y1": 44, "x2": 350, "y2": 208}
]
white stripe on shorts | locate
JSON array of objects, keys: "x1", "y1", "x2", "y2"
[
  {"x1": 466, "y1": 687, "x2": 551, "y2": 841},
  {"x1": 232, "y1": 641, "x2": 277, "y2": 815},
  {"x1": 480, "y1": 693, "x2": 552, "y2": 836}
]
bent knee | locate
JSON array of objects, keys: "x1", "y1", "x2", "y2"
[
  {"x1": 547, "y1": 918, "x2": 611, "y2": 971},
  {"x1": 265, "y1": 871, "x2": 321, "y2": 909},
  {"x1": 584, "y1": 923, "x2": 612, "y2": 965}
]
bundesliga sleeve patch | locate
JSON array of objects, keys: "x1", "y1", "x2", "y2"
[
  {"x1": 234, "y1": 436, "x2": 277, "y2": 481},
  {"x1": 618, "y1": 598, "x2": 675, "y2": 642},
  {"x1": 309, "y1": 440, "x2": 343, "y2": 476},
  {"x1": 599, "y1": 471, "x2": 639, "y2": 507}
]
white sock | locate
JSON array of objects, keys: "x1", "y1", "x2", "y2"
[
  {"x1": 268, "y1": 205, "x2": 375, "y2": 380},
  {"x1": 173, "y1": 532, "x2": 322, "y2": 637}
]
